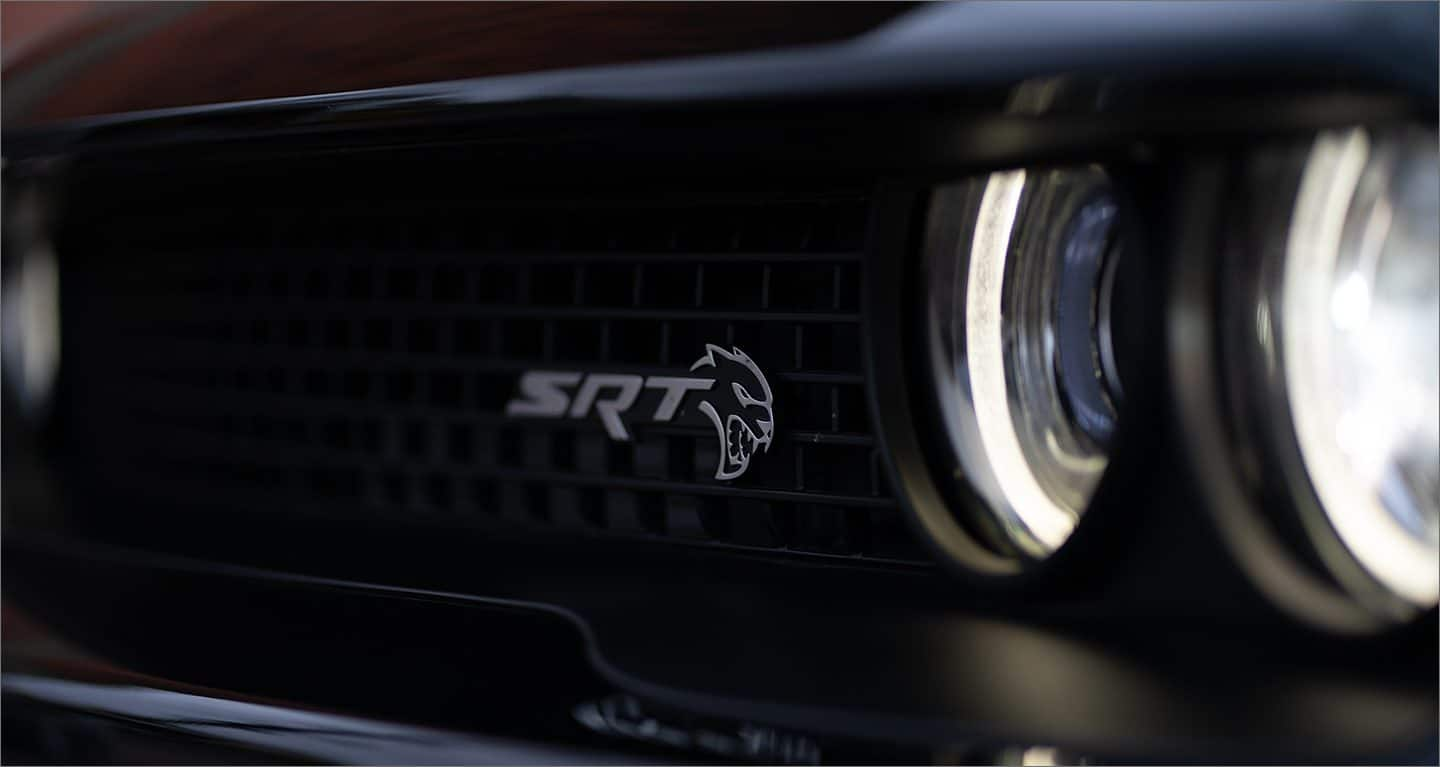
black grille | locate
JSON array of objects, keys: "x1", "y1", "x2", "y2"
[{"x1": 62, "y1": 191, "x2": 925, "y2": 563}]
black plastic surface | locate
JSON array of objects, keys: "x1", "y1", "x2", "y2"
[{"x1": 4, "y1": 534, "x2": 1436, "y2": 763}]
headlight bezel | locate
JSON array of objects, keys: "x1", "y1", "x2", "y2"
[
  {"x1": 923, "y1": 165, "x2": 1141, "y2": 563},
  {"x1": 875, "y1": 161, "x2": 1156, "y2": 583},
  {"x1": 1241, "y1": 127, "x2": 1437, "y2": 617},
  {"x1": 1175, "y1": 125, "x2": 1439, "y2": 631}
]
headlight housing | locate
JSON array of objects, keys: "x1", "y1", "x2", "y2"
[
  {"x1": 923, "y1": 166, "x2": 1139, "y2": 562},
  {"x1": 1263, "y1": 128, "x2": 1438, "y2": 610},
  {"x1": 1187, "y1": 125, "x2": 1440, "y2": 628}
]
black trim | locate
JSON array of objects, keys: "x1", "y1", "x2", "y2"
[{"x1": 7, "y1": 532, "x2": 1437, "y2": 763}]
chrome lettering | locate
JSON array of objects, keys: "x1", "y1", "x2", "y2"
[{"x1": 504, "y1": 371, "x2": 582, "y2": 417}]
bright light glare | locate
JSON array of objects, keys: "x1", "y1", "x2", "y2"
[
  {"x1": 1284, "y1": 129, "x2": 1439, "y2": 606},
  {"x1": 966, "y1": 169, "x2": 1082, "y2": 553}
]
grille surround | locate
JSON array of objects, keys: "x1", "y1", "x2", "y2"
[{"x1": 63, "y1": 191, "x2": 926, "y2": 563}]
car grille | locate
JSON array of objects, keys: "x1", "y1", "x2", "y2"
[{"x1": 60, "y1": 188, "x2": 926, "y2": 563}]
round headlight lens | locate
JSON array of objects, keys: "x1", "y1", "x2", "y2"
[
  {"x1": 926, "y1": 167, "x2": 1135, "y2": 559},
  {"x1": 1281, "y1": 128, "x2": 1439, "y2": 607}
]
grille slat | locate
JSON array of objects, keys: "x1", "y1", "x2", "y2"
[
  {"x1": 118, "y1": 340, "x2": 866, "y2": 380},
  {"x1": 119, "y1": 383, "x2": 877, "y2": 445},
  {"x1": 64, "y1": 191, "x2": 926, "y2": 563}
]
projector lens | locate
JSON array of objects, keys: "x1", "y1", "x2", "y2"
[
  {"x1": 1280, "y1": 128, "x2": 1439, "y2": 607},
  {"x1": 925, "y1": 167, "x2": 1136, "y2": 559}
]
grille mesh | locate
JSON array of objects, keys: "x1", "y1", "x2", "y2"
[{"x1": 62, "y1": 193, "x2": 925, "y2": 563}]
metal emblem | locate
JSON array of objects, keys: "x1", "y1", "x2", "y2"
[{"x1": 504, "y1": 344, "x2": 775, "y2": 480}]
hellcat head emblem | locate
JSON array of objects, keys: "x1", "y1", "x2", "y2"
[{"x1": 689, "y1": 345, "x2": 775, "y2": 480}]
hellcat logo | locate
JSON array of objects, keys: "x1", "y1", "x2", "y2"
[
  {"x1": 686, "y1": 345, "x2": 776, "y2": 480},
  {"x1": 504, "y1": 344, "x2": 775, "y2": 480}
]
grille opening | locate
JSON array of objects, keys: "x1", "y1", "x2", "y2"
[{"x1": 60, "y1": 188, "x2": 927, "y2": 564}]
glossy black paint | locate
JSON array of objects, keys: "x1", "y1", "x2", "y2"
[
  {"x1": 3, "y1": 2, "x2": 1437, "y2": 763},
  {"x1": 7, "y1": 533, "x2": 1437, "y2": 764},
  {"x1": 4, "y1": 2, "x2": 1436, "y2": 159},
  {"x1": 3, "y1": 674, "x2": 648, "y2": 765},
  {"x1": 1, "y1": 3, "x2": 917, "y2": 125}
]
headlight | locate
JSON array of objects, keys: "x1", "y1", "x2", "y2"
[
  {"x1": 1, "y1": 173, "x2": 62, "y2": 419},
  {"x1": 1274, "y1": 128, "x2": 1439, "y2": 608},
  {"x1": 924, "y1": 167, "x2": 1139, "y2": 561}
]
